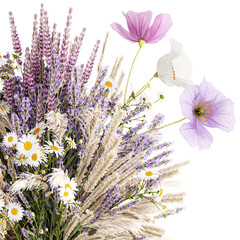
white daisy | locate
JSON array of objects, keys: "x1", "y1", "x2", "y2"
[
  {"x1": 27, "y1": 149, "x2": 45, "y2": 167},
  {"x1": 3, "y1": 132, "x2": 18, "y2": 148},
  {"x1": 7, "y1": 202, "x2": 24, "y2": 222},
  {"x1": 30, "y1": 122, "x2": 47, "y2": 138},
  {"x1": 59, "y1": 187, "x2": 76, "y2": 202},
  {"x1": 65, "y1": 137, "x2": 77, "y2": 149},
  {"x1": 16, "y1": 134, "x2": 40, "y2": 156},
  {"x1": 103, "y1": 76, "x2": 118, "y2": 93},
  {"x1": 44, "y1": 141, "x2": 64, "y2": 157},
  {"x1": 62, "y1": 178, "x2": 78, "y2": 192},
  {"x1": 0, "y1": 198, "x2": 5, "y2": 211},
  {"x1": 0, "y1": 101, "x2": 10, "y2": 116},
  {"x1": 14, "y1": 153, "x2": 28, "y2": 166},
  {"x1": 138, "y1": 168, "x2": 160, "y2": 180},
  {"x1": 47, "y1": 168, "x2": 69, "y2": 189},
  {"x1": 157, "y1": 39, "x2": 192, "y2": 87}
]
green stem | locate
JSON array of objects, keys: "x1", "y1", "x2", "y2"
[
  {"x1": 1, "y1": 213, "x2": 21, "y2": 240},
  {"x1": 124, "y1": 47, "x2": 142, "y2": 104},
  {"x1": 141, "y1": 118, "x2": 186, "y2": 135}
]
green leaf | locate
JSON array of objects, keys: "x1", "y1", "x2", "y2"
[{"x1": 12, "y1": 54, "x2": 20, "y2": 59}]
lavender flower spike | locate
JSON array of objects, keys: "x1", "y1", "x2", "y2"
[
  {"x1": 179, "y1": 78, "x2": 235, "y2": 150},
  {"x1": 111, "y1": 10, "x2": 172, "y2": 45}
]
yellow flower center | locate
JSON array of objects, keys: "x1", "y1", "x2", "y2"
[
  {"x1": 67, "y1": 199, "x2": 71, "y2": 203},
  {"x1": 105, "y1": 81, "x2": 113, "y2": 88},
  {"x1": 147, "y1": 82, "x2": 150, "y2": 88},
  {"x1": 33, "y1": 128, "x2": 41, "y2": 135},
  {"x1": 159, "y1": 189, "x2": 163, "y2": 197},
  {"x1": 64, "y1": 191, "x2": 69, "y2": 197},
  {"x1": 70, "y1": 141, "x2": 74, "y2": 145},
  {"x1": 24, "y1": 141, "x2": 32, "y2": 150},
  {"x1": 51, "y1": 145, "x2": 59, "y2": 151},
  {"x1": 65, "y1": 183, "x2": 72, "y2": 190},
  {"x1": 11, "y1": 208, "x2": 18, "y2": 216},
  {"x1": 8, "y1": 136, "x2": 14, "y2": 142},
  {"x1": 145, "y1": 171, "x2": 153, "y2": 177},
  {"x1": 0, "y1": 105, "x2": 5, "y2": 111},
  {"x1": 32, "y1": 154, "x2": 38, "y2": 161}
]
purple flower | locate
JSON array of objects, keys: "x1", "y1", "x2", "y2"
[
  {"x1": 111, "y1": 10, "x2": 172, "y2": 45},
  {"x1": 179, "y1": 78, "x2": 235, "y2": 150}
]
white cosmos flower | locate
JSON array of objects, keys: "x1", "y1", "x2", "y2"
[
  {"x1": 157, "y1": 39, "x2": 192, "y2": 88},
  {"x1": 30, "y1": 122, "x2": 47, "y2": 138},
  {"x1": 65, "y1": 137, "x2": 77, "y2": 149},
  {"x1": 0, "y1": 101, "x2": 10, "y2": 116},
  {"x1": 27, "y1": 149, "x2": 45, "y2": 167},
  {"x1": 16, "y1": 134, "x2": 40, "y2": 156},
  {"x1": 3, "y1": 132, "x2": 18, "y2": 148},
  {"x1": 7, "y1": 202, "x2": 24, "y2": 222},
  {"x1": 103, "y1": 76, "x2": 118, "y2": 93},
  {"x1": 138, "y1": 168, "x2": 160, "y2": 180},
  {"x1": 44, "y1": 141, "x2": 64, "y2": 157}
]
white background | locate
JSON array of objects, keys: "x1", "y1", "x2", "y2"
[{"x1": 1, "y1": 0, "x2": 240, "y2": 239}]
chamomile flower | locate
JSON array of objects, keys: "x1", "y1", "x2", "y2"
[
  {"x1": 7, "y1": 202, "x2": 24, "y2": 222},
  {"x1": 155, "y1": 188, "x2": 164, "y2": 203},
  {"x1": 16, "y1": 134, "x2": 40, "y2": 156},
  {"x1": 27, "y1": 149, "x2": 45, "y2": 167},
  {"x1": 65, "y1": 137, "x2": 77, "y2": 149},
  {"x1": 44, "y1": 141, "x2": 64, "y2": 157},
  {"x1": 0, "y1": 198, "x2": 5, "y2": 211},
  {"x1": 103, "y1": 76, "x2": 118, "y2": 93},
  {"x1": 59, "y1": 187, "x2": 76, "y2": 202},
  {"x1": 138, "y1": 168, "x2": 160, "y2": 180},
  {"x1": 30, "y1": 122, "x2": 47, "y2": 138},
  {"x1": 0, "y1": 101, "x2": 10, "y2": 116},
  {"x1": 3, "y1": 132, "x2": 18, "y2": 148},
  {"x1": 62, "y1": 178, "x2": 78, "y2": 192}
]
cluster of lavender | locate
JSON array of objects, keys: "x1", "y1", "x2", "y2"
[{"x1": 0, "y1": 4, "x2": 235, "y2": 240}]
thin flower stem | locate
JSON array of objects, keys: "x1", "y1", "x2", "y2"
[
  {"x1": 1, "y1": 213, "x2": 21, "y2": 240},
  {"x1": 124, "y1": 47, "x2": 142, "y2": 104},
  {"x1": 141, "y1": 118, "x2": 186, "y2": 135}
]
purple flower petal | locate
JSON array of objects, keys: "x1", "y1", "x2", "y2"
[
  {"x1": 204, "y1": 98, "x2": 235, "y2": 131},
  {"x1": 179, "y1": 84, "x2": 200, "y2": 120},
  {"x1": 111, "y1": 22, "x2": 137, "y2": 42},
  {"x1": 124, "y1": 11, "x2": 152, "y2": 40},
  {"x1": 180, "y1": 120, "x2": 213, "y2": 150},
  {"x1": 144, "y1": 14, "x2": 173, "y2": 43}
]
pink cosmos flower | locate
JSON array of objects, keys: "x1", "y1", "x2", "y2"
[
  {"x1": 111, "y1": 10, "x2": 172, "y2": 44},
  {"x1": 179, "y1": 78, "x2": 235, "y2": 150}
]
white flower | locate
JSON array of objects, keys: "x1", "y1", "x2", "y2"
[
  {"x1": 16, "y1": 134, "x2": 40, "y2": 156},
  {"x1": 44, "y1": 141, "x2": 64, "y2": 157},
  {"x1": 14, "y1": 153, "x2": 28, "y2": 166},
  {"x1": 7, "y1": 202, "x2": 24, "y2": 222},
  {"x1": 62, "y1": 178, "x2": 78, "y2": 192},
  {"x1": 103, "y1": 76, "x2": 118, "y2": 93},
  {"x1": 0, "y1": 198, "x2": 5, "y2": 211},
  {"x1": 65, "y1": 137, "x2": 77, "y2": 149},
  {"x1": 59, "y1": 187, "x2": 76, "y2": 202},
  {"x1": 30, "y1": 122, "x2": 47, "y2": 138},
  {"x1": 138, "y1": 168, "x2": 160, "y2": 180},
  {"x1": 0, "y1": 101, "x2": 10, "y2": 116},
  {"x1": 3, "y1": 132, "x2": 18, "y2": 148},
  {"x1": 27, "y1": 149, "x2": 45, "y2": 167},
  {"x1": 157, "y1": 39, "x2": 192, "y2": 87}
]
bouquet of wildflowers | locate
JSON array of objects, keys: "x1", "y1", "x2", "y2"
[{"x1": 0, "y1": 4, "x2": 235, "y2": 240}]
